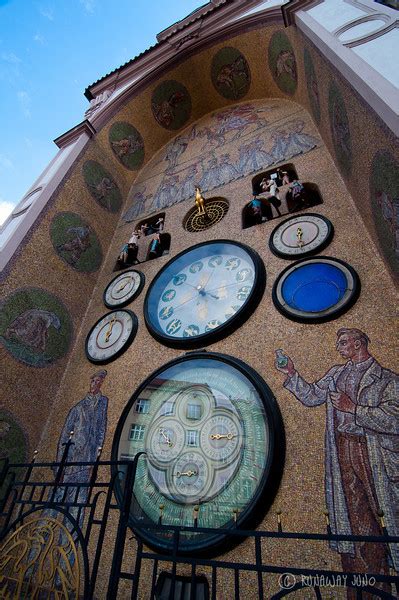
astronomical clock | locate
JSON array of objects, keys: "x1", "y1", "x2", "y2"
[{"x1": 112, "y1": 351, "x2": 284, "y2": 553}]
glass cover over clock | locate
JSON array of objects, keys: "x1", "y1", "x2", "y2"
[
  {"x1": 144, "y1": 240, "x2": 266, "y2": 347},
  {"x1": 269, "y1": 213, "x2": 334, "y2": 259},
  {"x1": 103, "y1": 269, "x2": 145, "y2": 308},
  {"x1": 112, "y1": 352, "x2": 283, "y2": 553}
]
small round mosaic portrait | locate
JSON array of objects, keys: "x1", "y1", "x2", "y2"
[
  {"x1": 83, "y1": 160, "x2": 123, "y2": 213},
  {"x1": 268, "y1": 32, "x2": 297, "y2": 95},
  {"x1": 211, "y1": 47, "x2": 251, "y2": 100},
  {"x1": 304, "y1": 48, "x2": 320, "y2": 123},
  {"x1": 151, "y1": 80, "x2": 192, "y2": 130},
  {"x1": 328, "y1": 82, "x2": 352, "y2": 178},
  {"x1": 109, "y1": 122, "x2": 145, "y2": 170},
  {"x1": 370, "y1": 150, "x2": 399, "y2": 277},
  {"x1": 50, "y1": 212, "x2": 102, "y2": 272},
  {"x1": 0, "y1": 288, "x2": 73, "y2": 368}
]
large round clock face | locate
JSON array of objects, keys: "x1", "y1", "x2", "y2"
[
  {"x1": 272, "y1": 257, "x2": 360, "y2": 323},
  {"x1": 103, "y1": 270, "x2": 145, "y2": 308},
  {"x1": 144, "y1": 240, "x2": 266, "y2": 347},
  {"x1": 85, "y1": 309, "x2": 138, "y2": 364},
  {"x1": 269, "y1": 213, "x2": 334, "y2": 259},
  {"x1": 112, "y1": 352, "x2": 284, "y2": 554}
]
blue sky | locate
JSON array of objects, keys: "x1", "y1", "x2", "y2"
[{"x1": 0, "y1": 0, "x2": 204, "y2": 223}]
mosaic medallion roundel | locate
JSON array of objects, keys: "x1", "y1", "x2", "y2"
[
  {"x1": 50, "y1": 212, "x2": 102, "y2": 272},
  {"x1": 109, "y1": 122, "x2": 145, "y2": 170},
  {"x1": 370, "y1": 150, "x2": 399, "y2": 277},
  {"x1": 151, "y1": 80, "x2": 192, "y2": 130},
  {"x1": 211, "y1": 47, "x2": 251, "y2": 100},
  {"x1": 304, "y1": 48, "x2": 320, "y2": 124},
  {"x1": 328, "y1": 82, "x2": 352, "y2": 178},
  {"x1": 268, "y1": 32, "x2": 297, "y2": 96},
  {"x1": 83, "y1": 160, "x2": 123, "y2": 213},
  {"x1": 0, "y1": 288, "x2": 73, "y2": 367}
]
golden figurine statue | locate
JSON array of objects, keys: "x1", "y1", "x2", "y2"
[{"x1": 195, "y1": 186, "x2": 206, "y2": 215}]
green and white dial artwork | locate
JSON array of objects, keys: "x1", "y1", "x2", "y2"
[
  {"x1": 144, "y1": 240, "x2": 266, "y2": 347},
  {"x1": 113, "y1": 352, "x2": 283, "y2": 553}
]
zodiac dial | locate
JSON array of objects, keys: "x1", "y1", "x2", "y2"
[
  {"x1": 85, "y1": 309, "x2": 138, "y2": 364},
  {"x1": 103, "y1": 269, "x2": 145, "y2": 308},
  {"x1": 144, "y1": 240, "x2": 266, "y2": 347},
  {"x1": 113, "y1": 352, "x2": 284, "y2": 553},
  {"x1": 269, "y1": 214, "x2": 334, "y2": 259}
]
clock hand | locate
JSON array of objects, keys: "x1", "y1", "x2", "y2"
[
  {"x1": 170, "y1": 293, "x2": 197, "y2": 312},
  {"x1": 206, "y1": 281, "x2": 247, "y2": 294},
  {"x1": 175, "y1": 470, "x2": 197, "y2": 478},
  {"x1": 210, "y1": 432, "x2": 237, "y2": 440},
  {"x1": 206, "y1": 292, "x2": 220, "y2": 300},
  {"x1": 159, "y1": 428, "x2": 173, "y2": 447},
  {"x1": 104, "y1": 316, "x2": 116, "y2": 342},
  {"x1": 117, "y1": 279, "x2": 131, "y2": 292}
]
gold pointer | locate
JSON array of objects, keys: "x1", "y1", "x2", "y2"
[
  {"x1": 104, "y1": 316, "x2": 116, "y2": 342},
  {"x1": 210, "y1": 432, "x2": 236, "y2": 440},
  {"x1": 176, "y1": 470, "x2": 197, "y2": 478},
  {"x1": 159, "y1": 428, "x2": 173, "y2": 447},
  {"x1": 117, "y1": 279, "x2": 131, "y2": 292},
  {"x1": 297, "y1": 227, "x2": 304, "y2": 247}
]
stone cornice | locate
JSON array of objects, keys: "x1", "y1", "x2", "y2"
[{"x1": 53, "y1": 119, "x2": 96, "y2": 149}]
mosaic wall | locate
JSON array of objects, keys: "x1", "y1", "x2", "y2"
[
  {"x1": 328, "y1": 82, "x2": 353, "y2": 179},
  {"x1": 268, "y1": 31, "x2": 297, "y2": 96},
  {"x1": 83, "y1": 160, "x2": 123, "y2": 212},
  {"x1": 123, "y1": 100, "x2": 319, "y2": 221},
  {"x1": 303, "y1": 47, "x2": 320, "y2": 124},
  {"x1": 50, "y1": 212, "x2": 102, "y2": 272}
]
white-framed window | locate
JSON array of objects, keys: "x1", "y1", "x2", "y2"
[
  {"x1": 187, "y1": 403, "x2": 202, "y2": 420},
  {"x1": 187, "y1": 430, "x2": 199, "y2": 447},
  {"x1": 129, "y1": 424, "x2": 145, "y2": 441},
  {"x1": 161, "y1": 401, "x2": 174, "y2": 416},
  {"x1": 135, "y1": 398, "x2": 150, "y2": 414}
]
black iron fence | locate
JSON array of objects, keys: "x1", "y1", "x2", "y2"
[{"x1": 1, "y1": 442, "x2": 398, "y2": 599}]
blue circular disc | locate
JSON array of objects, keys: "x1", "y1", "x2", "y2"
[{"x1": 272, "y1": 257, "x2": 360, "y2": 323}]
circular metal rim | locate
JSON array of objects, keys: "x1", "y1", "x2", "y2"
[
  {"x1": 183, "y1": 198, "x2": 229, "y2": 233},
  {"x1": 143, "y1": 239, "x2": 266, "y2": 349},
  {"x1": 272, "y1": 256, "x2": 360, "y2": 323},
  {"x1": 84, "y1": 309, "x2": 138, "y2": 364},
  {"x1": 268, "y1": 213, "x2": 334, "y2": 260},
  {"x1": 103, "y1": 269, "x2": 145, "y2": 308},
  {"x1": 111, "y1": 350, "x2": 285, "y2": 556}
]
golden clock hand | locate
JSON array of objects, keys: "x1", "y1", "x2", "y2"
[
  {"x1": 159, "y1": 428, "x2": 173, "y2": 447},
  {"x1": 175, "y1": 470, "x2": 197, "y2": 478},
  {"x1": 296, "y1": 227, "x2": 304, "y2": 247},
  {"x1": 206, "y1": 281, "x2": 245, "y2": 294},
  {"x1": 117, "y1": 279, "x2": 131, "y2": 292},
  {"x1": 210, "y1": 432, "x2": 237, "y2": 440},
  {"x1": 169, "y1": 293, "x2": 197, "y2": 312},
  {"x1": 104, "y1": 316, "x2": 116, "y2": 342}
]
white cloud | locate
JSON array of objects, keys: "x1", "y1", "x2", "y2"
[
  {"x1": 39, "y1": 6, "x2": 54, "y2": 20},
  {"x1": 0, "y1": 154, "x2": 14, "y2": 170},
  {"x1": 0, "y1": 199, "x2": 15, "y2": 225},
  {"x1": 79, "y1": 0, "x2": 95, "y2": 13},
  {"x1": 17, "y1": 91, "x2": 31, "y2": 118},
  {"x1": 34, "y1": 33, "x2": 46, "y2": 45},
  {"x1": 0, "y1": 51, "x2": 22, "y2": 64}
]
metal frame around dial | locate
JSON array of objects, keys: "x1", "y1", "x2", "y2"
[
  {"x1": 269, "y1": 213, "x2": 334, "y2": 259},
  {"x1": 85, "y1": 309, "x2": 138, "y2": 364},
  {"x1": 143, "y1": 239, "x2": 266, "y2": 349},
  {"x1": 103, "y1": 269, "x2": 145, "y2": 308},
  {"x1": 111, "y1": 350, "x2": 285, "y2": 556}
]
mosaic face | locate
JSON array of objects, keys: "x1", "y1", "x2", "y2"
[
  {"x1": 151, "y1": 80, "x2": 192, "y2": 130},
  {"x1": 211, "y1": 47, "x2": 251, "y2": 100},
  {"x1": 50, "y1": 212, "x2": 102, "y2": 272},
  {"x1": 370, "y1": 150, "x2": 399, "y2": 277},
  {"x1": 304, "y1": 48, "x2": 320, "y2": 124},
  {"x1": 268, "y1": 32, "x2": 297, "y2": 95},
  {"x1": 0, "y1": 288, "x2": 73, "y2": 367},
  {"x1": 83, "y1": 160, "x2": 122, "y2": 213},
  {"x1": 328, "y1": 83, "x2": 352, "y2": 178},
  {"x1": 109, "y1": 122, "x2": 144, "y2": 170}
]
